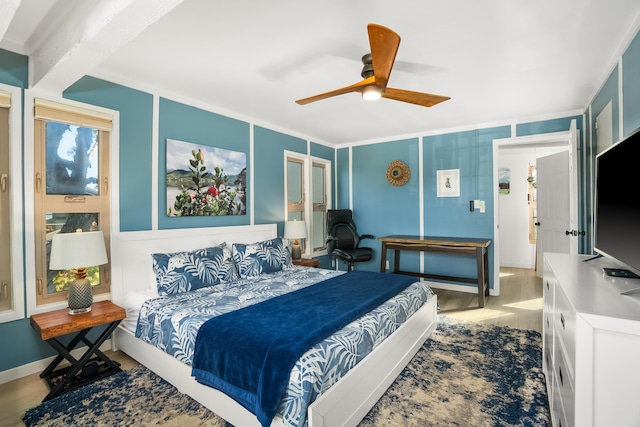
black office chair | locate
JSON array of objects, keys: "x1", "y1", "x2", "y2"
[{"x1": 326, "y1": 209, "x2": 374, "y2": 271}]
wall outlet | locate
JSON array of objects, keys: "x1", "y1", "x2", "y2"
[{"x1": 386, "y1": 260, "x2": 390, "y2": 270}]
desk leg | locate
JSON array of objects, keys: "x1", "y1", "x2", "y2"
[
  {"x1": 476, "y1": 247, "x2": 487, "y2": 308},
  {"x1": 380, "y1": 242, "x2": 387, "y2": 272},
  {"x1": 393, "y1": 250, "x2": 401, "y2": 273}
]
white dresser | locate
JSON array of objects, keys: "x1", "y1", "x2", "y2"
[{"x1": 543, "y1": 253, "x2": 640, "y2": 427}]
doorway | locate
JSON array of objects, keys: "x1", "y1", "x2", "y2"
[{"x1": 492, "y1": 129, "x2": 576, "y2": 294}]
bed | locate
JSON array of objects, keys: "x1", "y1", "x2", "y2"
[{"x1": 111, "y1": 224, "x2": 438, "y2": 427}]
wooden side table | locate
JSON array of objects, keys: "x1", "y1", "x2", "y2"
[
  {"x1": 30, "y1": 300, "x2": 126, "y2": 401},
  {"x1": 292, "y1": 258, "x2": 320, "y2": 267}
]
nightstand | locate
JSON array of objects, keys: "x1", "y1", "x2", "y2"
[
  {"x1": 30, "y1": 300, "x2": 126, "y2": 401},
  {"x1": 292, "y1": 258, "x2": 320, "y2": 267}
]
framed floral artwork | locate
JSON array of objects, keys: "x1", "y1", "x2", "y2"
[
  {"x1": 166, "y1": 138, "x2": 247, "y2": 216},
  {"x1": 436, "y1": 169, "x2": 460, "y2": 197}
]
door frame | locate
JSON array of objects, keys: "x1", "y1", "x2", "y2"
[{"x1": 492, "y1": 130, "x2": 572, "y2": 295}]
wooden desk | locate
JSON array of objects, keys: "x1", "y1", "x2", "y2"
[
  {"x1": 378, "y1": 235, "x2": 492, "y2": 307},
  {"x1": 292, "y1": 258, "x2": 320, "y2": 267},
  {"x1": 30, "y1": 300, "x2": 126, "y2": 401}
]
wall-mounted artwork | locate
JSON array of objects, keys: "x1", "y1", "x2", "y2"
[
  {"x1": 166, "y1": 139, "x2": 246, "y2": 217},
  {"x1": 436, "y1": 169, "x2": 460, "y2": 197},
  {"x1": 499, "y1": 168, "x2": 510, "y2": 195}
]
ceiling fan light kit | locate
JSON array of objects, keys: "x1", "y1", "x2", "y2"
[
  {"x1": 362, "y1": 85, "x2": 382, "y2": 101},
  {"x1": 295, "y1": 24, "x2": 450, "y2": 108}
]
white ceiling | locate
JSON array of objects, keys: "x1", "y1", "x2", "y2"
[{"x1": 2, "y1": 0, "x2": 640, "y2": 145}]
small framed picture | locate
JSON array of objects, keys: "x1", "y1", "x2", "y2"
[{"x1": 437, "y1": 169, "x2": 460, "y2": 197}]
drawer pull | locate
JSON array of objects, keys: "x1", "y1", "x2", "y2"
[
  {"x1": 560, "y1": 313, "x2": 565, "y2": 329},
  {"x1": 559, "y1": 366, "x2": 564, "y2": 386},
  {"x1": 546, "y1": 280, "x2": 549, "y2": 290}
]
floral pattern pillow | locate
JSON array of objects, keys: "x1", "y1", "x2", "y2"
[
  {"x1": 232, "y1": 237, "x2": 292, "y2": 278},
  {"x1": 152, "y1": 243, "x2": 239, "y2": 296}
]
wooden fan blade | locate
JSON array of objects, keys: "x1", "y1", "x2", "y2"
[
  {"x1": 368, "y1": 24, "x2": 400, "y2": 89},
  {"x1": 382, "y1": 87, "x2": 451, "y2": 107},
  {"x1": 296, "y1": 76, "x2": 376, "y2": 105}
]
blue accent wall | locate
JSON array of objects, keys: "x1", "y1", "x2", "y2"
[
  {"x1": 0, "y1": 48, "x2": 28, "y2": 87},
  {"x1": 64, "y1": 76, "x2": 154, "y2": 231},
  {"x1": 336, "y1": 148, "x2": 350, "y2": 208},
  {"x1": 516, "y1": 116, "x2": 583, "y2": 137},
  {"x1": 351, "y1": 138, "x2": 421, "y2": 272},
  {"x1": 157, "y1": 98, "x2": 250, "y2": 229},
  {"x1": 623, "y1": 30, "x2": 640, "y2": 137},
  {"x1": 422, "y1": 127, "x2": 509, "y2": 288},
  {"x1": 591, "y1": 65, "x2": 621, "y2": 144},
  {"x1": 253, "y1": 126, "x2": 306, "y2": 236}
]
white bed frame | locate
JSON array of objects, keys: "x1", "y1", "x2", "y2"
[{"x1": 111, "y1": 224, "x2": 438, "y2": 427}]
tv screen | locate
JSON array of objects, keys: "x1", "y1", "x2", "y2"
[{"x1": 594, "y1": 128, "x2": 640, "y2": 276}]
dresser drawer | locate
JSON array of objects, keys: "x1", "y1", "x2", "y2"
[
  {"x1": 553, "y1": 334, "x2": 575, "y2": 427},
  {"x1": 543, "y1": 313, "x2": 553, "y2": 374},
  {"x1": 554, "y1": 285, "x2": 576, "y2": 376},
  {"x1": 544, "y1": 345, "x2": 554, "y2": 399},
  {"x1": 552, "y1": 378, "x2": 570, "y2": 427},
  {"x1": 543, "y1": 276, "x2": 555, "y2": 309}
]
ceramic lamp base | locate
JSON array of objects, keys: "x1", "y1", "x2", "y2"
[
  {"x1": 68, "y1": 277, "x2": 93, "y2": 315},
  {"x1": 291, "y1": 242, "x2": 302, "y2": 261}
]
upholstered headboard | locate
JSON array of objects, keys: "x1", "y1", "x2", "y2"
[{"x1": 110, "y1": 224, "x2": 277, "y2": 305}]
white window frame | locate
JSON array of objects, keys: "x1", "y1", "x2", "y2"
[
  {"x1": 284, "y1": 151, "x2": 331, "y2": 258},
  {"x1": 0, "y1": 84, "x2": 25, "y2": 323}
]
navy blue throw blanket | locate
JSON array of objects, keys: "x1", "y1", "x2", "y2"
[{"x1": 191, "y1": 270, "x2": 416, "y2": 427}]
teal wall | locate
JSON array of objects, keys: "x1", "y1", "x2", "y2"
[
  {"x1": 0, "y1": 48, "x2": 28, "y2": 87},
  {"x1": 157, "y1": 98, "x2": 251, "y2": 229},
  {"x1": 2, "y1": 25, "x2": 640, "y2": 374},
  {"x1": 623, "y1": 30, "x2": 640, "y2": 137},
  {"x1": 65, "y1": 77, "x2": 154, "y2": 231},
  {"x1": 352, "y1": 138, "x2": 421, "y2": 272}
]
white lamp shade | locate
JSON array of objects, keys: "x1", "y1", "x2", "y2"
[
  {"x1": 284, "y1": 220, "x2": 307, "y2": 239},
  {"x1": 49, "y1": 231, "x2": 108, "y2": 270}
]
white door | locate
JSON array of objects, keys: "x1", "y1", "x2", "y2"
[{"x1": 535, "y1": 120, "x2": 579, "y2": 272}]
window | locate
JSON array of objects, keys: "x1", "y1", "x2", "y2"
[
  {"x1": 34, "y1": 100, "x2": 112, "y2": 306},
  {"x1": 0, "y1": 93, "x2": 12, "y2": 315},
  {"x1": 0, "y1": 86, "x2": 24, "y2": 323},
  {"x1": 285, "y1": 152, "x2": 331, "y2": 257}
]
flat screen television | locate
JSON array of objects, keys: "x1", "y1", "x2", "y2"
[{"x1": 594, "y1": 127, "x2": 640, "y2": 279}]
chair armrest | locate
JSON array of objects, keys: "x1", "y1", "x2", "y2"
[{"x1": 360, "y1": 234, "x2": 375, "y2": 240}]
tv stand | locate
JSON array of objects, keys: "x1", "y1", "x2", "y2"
[
  {"x1": 621, "y1": 287, "x2": 640, "y2": 296},
  {"x1": 583, "y1": 253, "x2": 603, "y2": 262}
]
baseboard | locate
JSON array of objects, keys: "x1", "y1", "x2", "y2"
[
  {"x1": 500, "y1": 262, "x2": 535, "y2": 269},
  {"x1": 0, "y1": 339, "x2": 113, "y2": 385}
]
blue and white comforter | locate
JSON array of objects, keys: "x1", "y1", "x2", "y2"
[{"x1": 135, "y1": 267, "x2": 435, "y2": 427}]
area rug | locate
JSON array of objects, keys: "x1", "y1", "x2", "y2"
[{"x1": 23, "y1": 317, "x2": 549, "y2": 427}]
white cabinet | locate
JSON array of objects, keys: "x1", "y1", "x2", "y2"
[{"x1": 543, "y1": 253, "x2": 640, "y2": 427}]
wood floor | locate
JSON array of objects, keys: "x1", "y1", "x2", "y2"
[
  {"x1": 0, "y1": 267, "x2": 542, "y2": 427},
  {"x1": 434, "y1": 266, "x2": 543, "y2": 333}
]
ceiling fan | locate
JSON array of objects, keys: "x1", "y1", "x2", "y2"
[{"x1": 295, "y1": 24, "x2": 450, "y2": 108}]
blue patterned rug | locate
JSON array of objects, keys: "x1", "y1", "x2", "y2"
[{"x1": 23, "y1": 317, "x2": 549, "y2": 426}]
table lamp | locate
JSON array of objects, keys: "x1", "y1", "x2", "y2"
[
  {"x1": 49, "y1": 230, "x2": 108, "y2": 314},
  {"x1": 284, "y1": 220, "x2": 307, "y2": 261}
]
